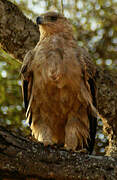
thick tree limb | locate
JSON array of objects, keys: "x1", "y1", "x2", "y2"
[
  {"x1": 0, "y1": 0, "x2": 39, "y2": 61},
  {"x1": 0, "y1": 126, "x2": 117, "y2": 180},
  {"x1": 96, "y1": 69, "x2": 117, "y2": 155},
  {"x1": 0, "y1": 0, "x2": 117, "y2": 178}
]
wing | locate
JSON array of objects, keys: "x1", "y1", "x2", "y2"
[
  {"x1": 21, "y1": 50, "x2": 34, "y2": 126},
  {"x1": 87, "y1": 77, "x2": 97, "y2": 154},
  {"x1": 78, "y1": 47, "x2": 97, "y2": 154}
]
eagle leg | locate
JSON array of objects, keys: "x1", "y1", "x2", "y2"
[
  {"x1": 31, "y1": 121, "x2": 55, "y2": 146},
  {"x1": 64, "y1": 117, "x2": 89, "y2": 151}
]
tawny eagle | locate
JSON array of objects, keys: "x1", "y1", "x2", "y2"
[{"x1": 21, "y1": 11, "x2": 97, "y2": 154}]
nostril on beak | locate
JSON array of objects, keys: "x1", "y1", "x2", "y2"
[{"x1": 36, "y1": 16, "x2": 43, "y2": 25}]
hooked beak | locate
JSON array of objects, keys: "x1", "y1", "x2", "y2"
[{"x1": 36, "y1": 16, "x2": 44, "y2": 25}]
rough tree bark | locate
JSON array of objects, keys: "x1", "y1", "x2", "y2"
[
  {"x1": 0, "y1": 0, "x2": 117, "y2": 179},
  {"x1": 0, "y1": 126, "x2": 117, "y2": 180}
]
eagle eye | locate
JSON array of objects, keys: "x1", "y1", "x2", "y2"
[{"x1": 50, "y1": 16, "x2": 57, "y2": 21}]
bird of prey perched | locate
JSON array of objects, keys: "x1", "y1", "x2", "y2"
[{"x1": 21, "y1": 11, "x2": 97, "y2": 154}]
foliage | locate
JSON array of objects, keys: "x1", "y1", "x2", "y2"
[
  {"x1": 0, "y1": 49, "x2": 25, "y2": 128},
  {"x1": 0, "y1": 0, "x2": 117, "y2": 154}
]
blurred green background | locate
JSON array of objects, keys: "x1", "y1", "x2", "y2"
[{"x1": 0, "y1": 0, "x2": 117, "y2": 155}]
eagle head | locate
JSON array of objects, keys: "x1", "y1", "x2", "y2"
[{"x1": 36, "y1": 11, "x2": 73, "y2": 38}]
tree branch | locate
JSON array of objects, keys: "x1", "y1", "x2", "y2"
[
  {"x1": 0, "y1": 126, "x2": 117, "y2": 180},
  {"x1": 0, "y1": 0, "x2": 39, "y2": 61}
]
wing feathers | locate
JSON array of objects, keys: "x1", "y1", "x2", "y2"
[
  {"x1": 22, "y1": 80, "x2": 29, "y2": 111},
  {"x1": 26, "y1": 91, "x2": 33, "y2": 118},
  {"x1": 77, "y1": 50, "x2": 97, "y2": 153},
  {"x1": 21, "y1": 50, "x2": 34, "y2": 126}
]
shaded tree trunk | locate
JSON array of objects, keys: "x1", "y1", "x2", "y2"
[
  {"x1": 0, "y1": 0, "x2": 39, "y2": 61},
  {"x1": 0, "y1": 0, "x2": 117, "y2": 179}
]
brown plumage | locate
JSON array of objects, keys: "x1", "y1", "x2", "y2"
[{"x1": 21, "y1": 12, "x2": 97, "y2": 153}]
